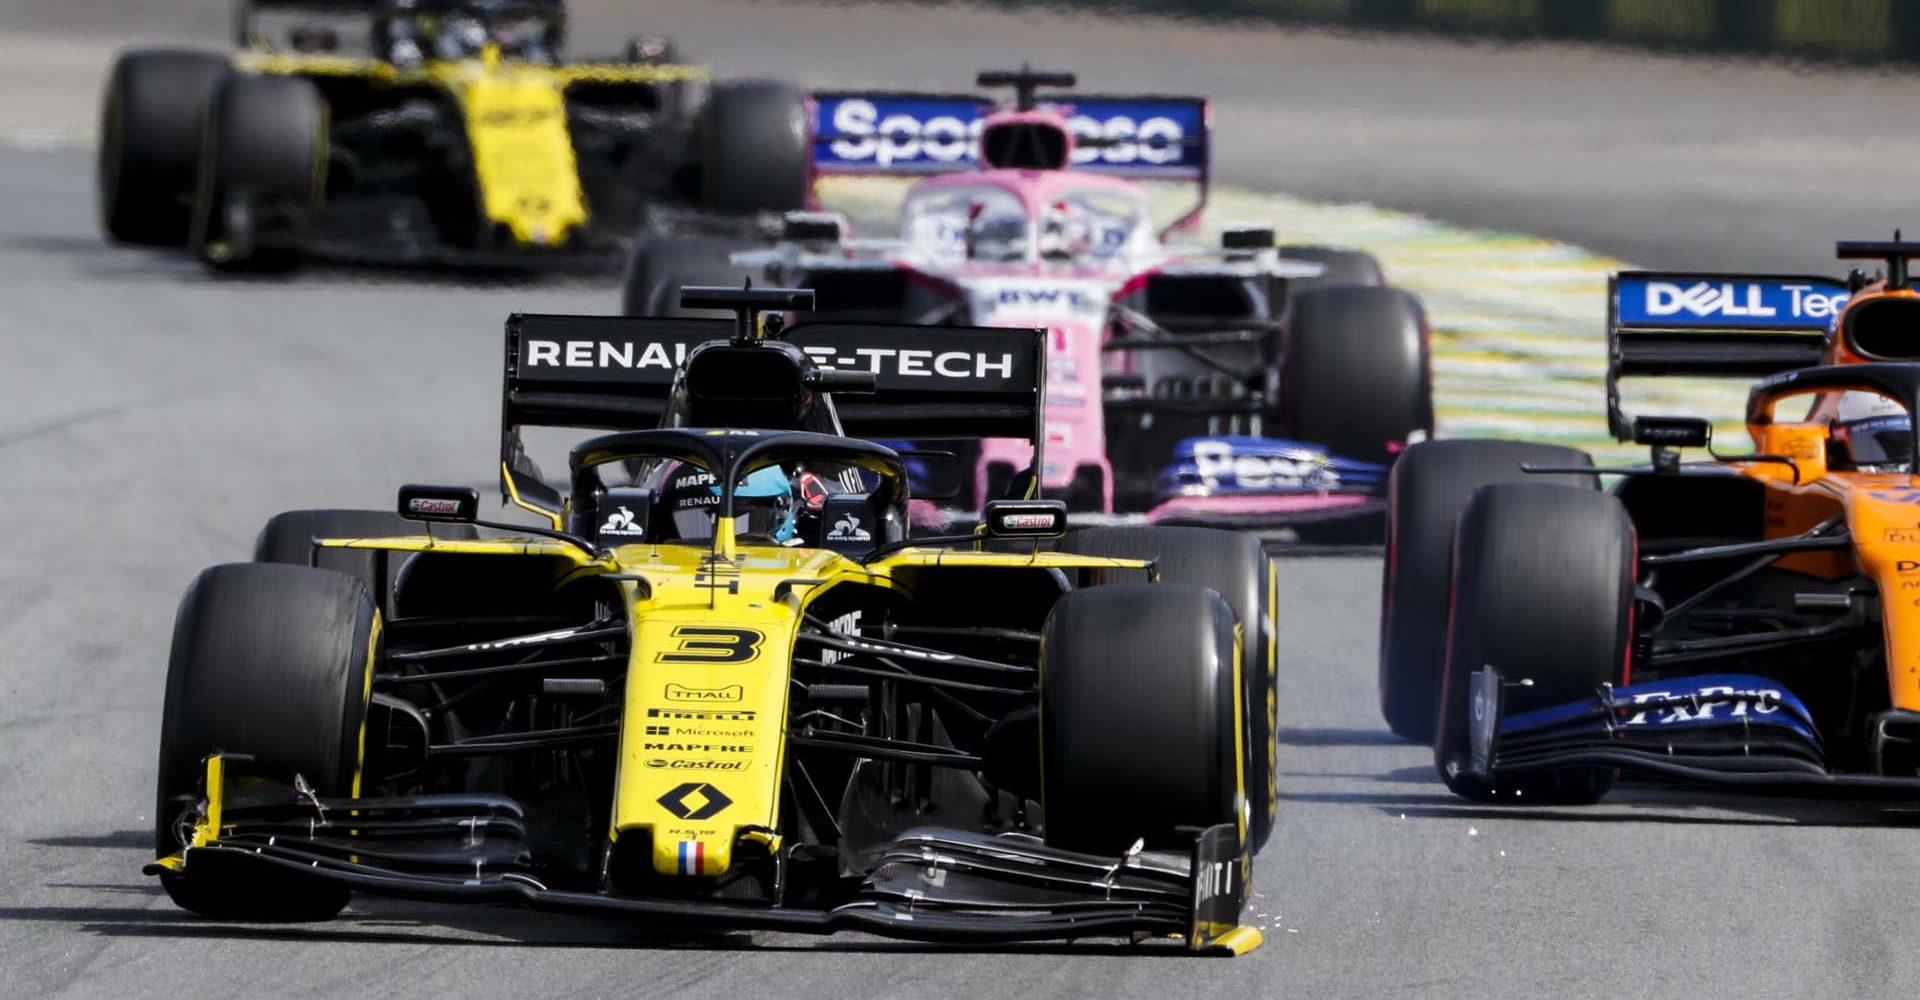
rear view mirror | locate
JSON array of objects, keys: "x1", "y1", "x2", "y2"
[
  {"x1": 901, "y1": 449, "x2": 965, "y2": 501},
  {"x1": 398, "y1": 484, "x2": 480, "y2": 523},
  {"x1": 983, "y1": 499, "x2": 1068, "y2": 539},
  {"x1": 1632, "y1": 416, "x2": 1711, "y2": 448}
]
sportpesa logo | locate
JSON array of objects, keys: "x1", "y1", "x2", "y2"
[{"x1": 816, "y1": 95, "x2": 1201, "y2": 173}]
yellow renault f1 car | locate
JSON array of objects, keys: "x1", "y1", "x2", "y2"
[
  {"x1": 1376, "y1": 239, "x2": 1920, "y2": 804},
  {"x1": 148, "y1": 287, "x2": 1277, "y2": 952},
  {"x1": 98, "y1": 0, "x2": 806, "y2": 270}
]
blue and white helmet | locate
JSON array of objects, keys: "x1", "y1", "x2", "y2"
[
  {"x1": 1834, "y1": 390, "x2": 1911, "y2": 472},
  {"x1": 659, "y1": 464, "x2": 797, "y2": 543}
]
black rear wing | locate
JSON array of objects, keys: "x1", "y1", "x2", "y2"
[
  {"x1": 1606, "y1": 271, "x2": 1849, "y2": 439},
  {"x1": 234, "y1": 0, "x2": 564, "y2": 47},
  {"x1": 500, "y1": 313, "x2": 1045, "y2": 512}
]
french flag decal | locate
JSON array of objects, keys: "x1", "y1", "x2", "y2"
[{"x1": 677, "y1": 840, "x2": 708, "y2": 876}]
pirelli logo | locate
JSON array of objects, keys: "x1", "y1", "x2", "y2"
[{"x1": 648, "y1": 708, "x2": 757, "y2": 722}]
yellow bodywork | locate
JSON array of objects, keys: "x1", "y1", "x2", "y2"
[
  {"x1": 321, "y1": 533, "x2": 1152, "y2": 879},
  {"x1": 231, "y1": 48, "x2": 710, "y2": 247}
]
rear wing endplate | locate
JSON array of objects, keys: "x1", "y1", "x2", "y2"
[{"x1": 1606, "y1": 271, "x2": 1849, "y2": 439}]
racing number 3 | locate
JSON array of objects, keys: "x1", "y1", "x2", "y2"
[{"x1": 656, "y1": 626, "x2": 765, "y2": 664}]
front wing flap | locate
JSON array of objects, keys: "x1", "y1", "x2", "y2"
[
  {"x1": 1466, "y1": 668, "x2": 1920, "y2": 799},
  {"x1": 149, "y1": 757, "x2": 1260, "y2": 953}
]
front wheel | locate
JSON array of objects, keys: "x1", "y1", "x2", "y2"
[
  {"x1": 98, "y1": 50, "x2": 229, "y2": 245},
  {"x1": 1041, "y1": 583, "x2": 1243, "y2": 853},
  {"x1": 1378, "y1": 439, "x2": 1596, "y2": 743},
  {"x1": 1436, "y1": 483, "x2": 1634, "y2": 803},
  {"x1": 1058, "y1": 526, "x2": 1277, "y2": 853},
  {"x1": 191, "y1": 73, "x2": 327, "y2": 271},
  {"x1": 155, "y1": 563, "x2": 377, "y2": 919}
]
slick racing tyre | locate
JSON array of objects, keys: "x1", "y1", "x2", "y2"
[
  {"x1": 1058, "y1": 527, "x2": 1277, "y2": 853},
  {"x1": 1279, "y1": 245, "x2": 1384, "y2": 292},
  {"x1": 1283, "y1": 285, "x2": 1433, "y2": 466},
  {"x1": 155, "y1": 563, "x2": 378, "y2": 920},
  {"x1": 98, "y1": 50, "x2": 229, "y2": 246},
  {"x1": 1379, "y1": 440, "x2": 1595, "y2": 744},
  {"x1": 254, "y1": 509, "x2": 475, "y2": 608},
  {"x1": 191, "y1": 73, "x2": 327, "y2": 271},
  {"x1": 620, "y1": 235, "x2": 753, "y2": 316},
  {"x1": 700, "y1": 79, "x2": 808, "y2": 214},
  {"x1": 1436, "y1": 484, "x2": 1634, "y2": 804},
  {"x1": 1040, "y1": 583, "x2": 1243, "y2": 853}
]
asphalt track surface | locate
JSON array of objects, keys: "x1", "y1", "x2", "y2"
[{"x1": 6, "y1": 3, "x2": 1920, "y2": 998}]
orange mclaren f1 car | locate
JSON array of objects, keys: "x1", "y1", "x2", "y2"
[{"x1": 1378, "y1": 239, "x2": 1920, "y2": 802}]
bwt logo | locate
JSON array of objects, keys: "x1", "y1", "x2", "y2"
[
  {"x1": 999, "y1": 287, "x2": 1087, "y2": 308},
  {"x1": 1642, "y1": 281, "x2": 1847, "y2": 321},
  {"x1": 826, "y1": 99, "x2": 1186, "y2": 168}
]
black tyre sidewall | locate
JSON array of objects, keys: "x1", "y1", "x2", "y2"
[
  {"x1": 1379, "y1": 439, "x2": 1596, "y2": 743},
  {"x1": 99, "y1": 50, "x2": 229, "y2": 245},
  {"x1": 700, "y1": 79, "x2": 808, "y2": 214},
  {"x1": 1041, "y1": 583, "x2": 1241, "y2": 853},
  {"x1": 155, "y1": 563, "x2": 377, "y2": 919},
  {"x1": 1284, "y1": 285, "x2": 1433, "y2": 465},
  {"x1": 1435, "y1": 483, "x2": 1634, "y2": 803},
  {"x1": 191, "y1": 72, "x2": 327, "y2": 270},
  {"x1": 1057, "y1": 526, "x2": 1276, "y2": 852}
]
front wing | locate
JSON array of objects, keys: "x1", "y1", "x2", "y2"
[
  {"x1": 1463, "y1": 668, "x2": 1920, "y2": 799},
  {"x1": 148, "y1": 757, "x2": 1261, "y2": 954}
]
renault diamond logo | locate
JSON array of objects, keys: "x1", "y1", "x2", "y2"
[{"x1": 656, "y1": 782, "x2": 733, "y2": 820}]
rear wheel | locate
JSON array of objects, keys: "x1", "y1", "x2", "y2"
[
  {"x1": 254, "y1": 508, "x2": 474, "y2": 602},
  {"x1": 191, "y1": 73, "x2": 327, "y2": 272},
  {"x1": 700, "y1": 80, "x2": 808, "y2": 214},
  {"x1": 1284, "y1": 285, "x2": 1432, "y2": 466},
  {"x1": 1058, "y1": 527, "x2": 1276, "y2": 853},
  {"x1": 1280, "y1": 245, "x2": 1384, "y2": 291},
  {"x1": 1041, "y1": 583, "x2": 1242, "y2": 853},
  {"x1": 154, "y1": 563, "x2": 377, "y2": 919},
  {"x1": 98, "y1": 50, "x2": 229, "y2": 246},
  {"x1": 620, "y1": 235, "x2": 752, "y2": 316},
  {"x1": 1379, "y1": 440, "x2": 1595, "y2": 743},
  {"x1": 1436, "y1": 484, "x2": 1634, "y2": 803}
]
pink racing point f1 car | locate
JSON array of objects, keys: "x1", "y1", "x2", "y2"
[{"x1": 626, "y1": 70, "x2": 1433, "y2": 541}]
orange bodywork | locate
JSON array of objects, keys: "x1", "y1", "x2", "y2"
[{"x1": 1738, "y1": 281, "x2": 1920, "y2": 710}]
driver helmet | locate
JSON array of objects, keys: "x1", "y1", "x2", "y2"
[
  {"x1": 1037, "y1": 200, "x2": 1091, "y2": 261},
  {"x1": 1833, "y1": 390, "x2": 1912, "y2": 472},
  {"x1": 966, "y1": 203, "x2": 1028, "y2": 263},
  {"x1": 658, "y1": 464, "x2": 798, "y2": 543},
  {"x1": 433, "y1": 13, "x2": 489, "y2": 59}
]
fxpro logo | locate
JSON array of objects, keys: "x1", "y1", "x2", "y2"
[
  {"x1": 1621, "y1": 684, "x2": 1783, "y2": 725},
  {"x1": 1642, "y1": 282, "x2": 1847, "y2": 321},
  {"x1": 826, "y1": 99, "x2": 1187, "y2": 168}
]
